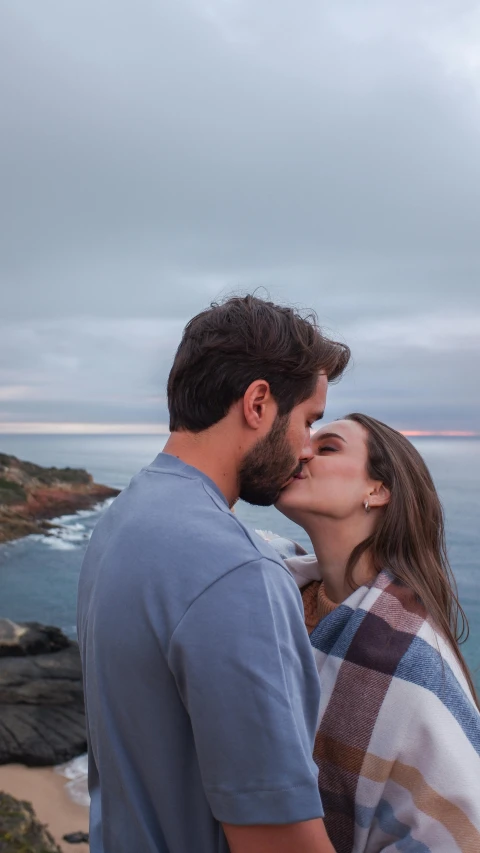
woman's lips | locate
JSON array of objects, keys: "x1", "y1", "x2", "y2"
[{"x1": 281, "y1": 470, "x2": 306, "y2": 490}]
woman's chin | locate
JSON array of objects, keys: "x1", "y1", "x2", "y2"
[
  {"x1": 274, "y1": 500, "x2": 305, "y2": 529},
  {"x1": 275, "y1": 482, "x2": 304, "y2": 515}
]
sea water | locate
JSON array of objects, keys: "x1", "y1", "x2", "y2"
[{"x1": 0, "y1": 434, "x2": 478, "y2": 680}]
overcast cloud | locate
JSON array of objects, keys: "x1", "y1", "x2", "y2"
[{"x1": 1, "y1": 0, "x2": 479, "y2": 431}]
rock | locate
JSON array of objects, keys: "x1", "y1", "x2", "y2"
[
  {"x1": 0, "y1": 453, "x2": 120, "y2": 544},
  {"x1": 0, "y1": 621, "x2": 70, "y2": 659},
  {"x1": 0, "y1": 791, "x2": 62, "y2": 852},
  {"x1": 0, "y1": 621, "x2": 86, "y2": 767},
  {"x1": 63, "y1": 832, "x2": 89, "y2": 844}
]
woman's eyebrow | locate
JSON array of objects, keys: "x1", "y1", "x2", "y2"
[{"x1": 317, "y1": 431, "x2": 347, "y2": 443}]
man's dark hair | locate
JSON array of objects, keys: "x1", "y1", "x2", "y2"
[{"x1": 167, "y1": 295, "x2": 350, "y2": 432}]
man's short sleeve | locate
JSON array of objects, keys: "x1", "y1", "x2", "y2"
[{"x1": 168, "y1": 558, "x2": 324, "y2": 826}]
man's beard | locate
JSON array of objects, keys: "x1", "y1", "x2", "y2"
[{"x1": 238, "y1": 413, "x2": 300, "y2": 506}]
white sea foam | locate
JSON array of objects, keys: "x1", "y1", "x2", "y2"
[
  {"x1": 32, "y1": 520, "x2": 92, "y2": 550},
  {"x1": 55, "y1": 754, "x2": 90, "y2": 807},
  {"x1": 58, "y1": 523, "x2": 89, "y2": 541},
  {"x1": 91, "y1": 496, "x2": 116, "y2": 513},
  {"x1": 49, "y1": 513, "x2": 82, "y2": 525},
  {"x1": 49, "y1": 497, "x2": 115, "y2": 527},
  {"x1": 42, "y1": 537, "x2": 78, "y2": 551},
  {"x1": 32, "y1": 501, "x2": 115, "y2": 550}
]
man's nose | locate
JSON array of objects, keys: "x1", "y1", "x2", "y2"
[{"x1": 300, "y1": 435, "x2": 314, "y2": 463}]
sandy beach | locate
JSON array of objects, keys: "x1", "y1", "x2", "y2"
[{"x1": 0, "y1": 764, "x2": 89, "y2": 852}]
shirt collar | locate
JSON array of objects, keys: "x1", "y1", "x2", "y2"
[{"x1": 146, "y1": 452, "x2": 229, "y2": 507}]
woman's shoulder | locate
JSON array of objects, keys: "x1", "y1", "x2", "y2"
[
  {"x1": 399, "y1": 614, "x2": 478, "y2": 710},
  {"x1": 253, "y1": 531, "x2": 321, "y2": 588},
  {"x1": 284, "y1": 554, "x2": 322, "y2": 588},
  {"x1": 362, "y1": 573, "x2": 479, "y2": 712}
]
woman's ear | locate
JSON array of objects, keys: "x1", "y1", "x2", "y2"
[{"x1": 368, "y1": 482, "x2": 391, "y2": 509}]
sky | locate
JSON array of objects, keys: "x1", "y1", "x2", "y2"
[{"x1": 1, "y1": 0, "x2": 479, "y2": 433}]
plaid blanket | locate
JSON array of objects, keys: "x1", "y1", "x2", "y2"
[{"x1": 286, "y1": 556, "x2": 480, "y2": 853}]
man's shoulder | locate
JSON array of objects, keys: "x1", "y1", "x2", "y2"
[{"x1": 93, "y1": 460, "x2": 290, "y2": 586}]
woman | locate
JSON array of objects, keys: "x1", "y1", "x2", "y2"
[{"x1": 275, "y1": 413, "x2": 480, "y2": 853}]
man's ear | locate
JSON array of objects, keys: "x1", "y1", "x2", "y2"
[
  {"x1": 242, "y1": 380, "x2": 275, "y2": 430},
  {"x1": 368, "y1": 482, "x2": 391, "y2": 509}
]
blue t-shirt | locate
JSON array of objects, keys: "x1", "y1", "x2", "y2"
[{"x1": 77, "y1": 453, "x2": 323, "y2": 853}]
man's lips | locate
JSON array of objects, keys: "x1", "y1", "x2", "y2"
[{"x1": 281, "y1": 467, "x2": 308, "y2": 488}]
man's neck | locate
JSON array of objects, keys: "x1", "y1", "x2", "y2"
[{"x1": 163, "y1": 429, "x2": 240, "y2": 507}]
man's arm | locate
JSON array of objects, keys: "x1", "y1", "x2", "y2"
[
  {"x1": 223, "y1": 819, "x2": 336, "y2": 853},
  {"x1": 168, "y1": 558, "x2": 325, "y2": 828}
]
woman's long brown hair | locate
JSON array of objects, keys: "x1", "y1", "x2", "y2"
[{"x1": 344, "y1": 413, "x2": 479, "y2": 709}]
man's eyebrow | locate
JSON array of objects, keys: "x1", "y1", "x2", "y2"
[{"x1": 316, "y1": 431, "x2": 347, "y2": 443}]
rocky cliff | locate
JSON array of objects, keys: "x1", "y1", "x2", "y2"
[
  {"x1": 0, "y1": 792, "x2": 62, "y2": 853},
  {"x1": 0, "y1": 620, "x2": 85, "y2": 767},
  {"x1": 0, "y1": 453, "x2": 119, "y2": 543}
]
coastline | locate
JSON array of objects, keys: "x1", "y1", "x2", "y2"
[
  {"x1": 0, "y1": 452, "x2": 120, "y2": 545},
  {"x1": 0, "y1": 486, "x2": 120, "y2": 545},
  {"x1": 0, "y1": 764, "x2": 89, "y2": 852}
]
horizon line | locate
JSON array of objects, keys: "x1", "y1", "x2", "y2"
[
  {"x1": 400, "y1": 430, "x2": 479, "y2": 437},
  {"x1": 0, "y1": 422, "x2": 478, "y2": 437},
  {"x1": 0, "y1": 422, "x2": 171, "y2": 435}
]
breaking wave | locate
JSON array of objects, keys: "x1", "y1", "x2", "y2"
[
  {"x1": 55, "y1": 753, "x2": 90, "y2": 807},
  {"x1": 33, "y1": 498, "x2": 116, "y2": 551}
]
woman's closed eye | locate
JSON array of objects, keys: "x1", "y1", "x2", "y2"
[{"x1": 317, "y1": 445, "x2": 338, "y2": 453}]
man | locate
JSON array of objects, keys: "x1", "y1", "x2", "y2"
[{"x1": 78, "y1": 295, "x2": 350, "y2": 853}]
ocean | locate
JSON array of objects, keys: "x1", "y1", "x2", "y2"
[{"x1": 0, "y1": 434, "x2": 479, "y2": 692}]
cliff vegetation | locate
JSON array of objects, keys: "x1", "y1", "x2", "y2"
[{"x1": 0, "y1": 453, "x2": 119, "y2": 544}]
